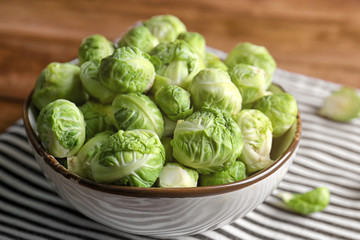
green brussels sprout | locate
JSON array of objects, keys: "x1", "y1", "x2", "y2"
[
  {"x1": 37, "y1": 99, "x2": 86, "y2": 158},
  {"x1": 177, "y1": 32, "x2": 206, "y2": 58},
  {"x1": 161, "y1": 137, "x2": 174, "y2": 163},
  {"x1": 253, "y1": 93, "x2": 298, "y2": 138},
  {"x1": 319, "y1": 86, "x2": 360, "y2": 122},
  {"x1": 67, "y1": 131, "x2": 113, "y2": 180},
  {"x1": 79, "y1": 101, "x2": 114, "y2": 140},
  {"x1": 99, "y1": 47, "x2": 155, "y2": 94},
  {"x1": 154, "y1": 85, "x2": 193, "y2": 121},
  {"x1": 199, "y1": 161, "x2": 247, "y2": 186},
  {"x1": 158, "y1": 163, "x2": 199, "y2": 188},
  {"x1": 79, "y1": 60, "x2": 116, "y2": 104},
  {"x1": 229, "y1": 63, "x2": 270, "y2": 106},
  {"x1": 78, "y1": 34, "x2": 115, "y2": 65},
  {"x1": 32, "y1": 62, "x2": 87, "y2": 110},
  {"x1": 188, "y1": 68, "x2": 242, "y2": 115},
  {"x1": 117, "y1": 25, "x2": 159, "y2": 53},
  {"x1": 163, "y1": 116, "x2": 177, "y2": 137},
  {"x1": 143, "y1": 15, "x2": 186, "y2": 42},
  {"x1": 171, "y1": 107, "x2": 243, "y2": 174},
  {"x1": 149, "y1": 40, "x2": 205, "y2": 92},
  {"x1": 279, "y1": 187, "x2": 331, "y2": 215},
  {"x1": 225, "y1": 42, "x2": 276, "y2": 89},
  {"x1": 205, "y1": 52, "x2": 228, "y2": 71},
  {"x1": 232, "y1": 109, "x2": 273, "y2": 173},
  {"x1": 111, "y1": 93, "x2": 164, "y2": 138},
  {"x1": 91, "y1": 129, "x2": 165, "y2": 187}
]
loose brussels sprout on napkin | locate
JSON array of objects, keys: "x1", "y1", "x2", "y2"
[
  {"x1": 279, "y1": 187, "x2": 331, "y2": 215},
  {"x1": 37, "y1": 99, "x2": 86, "y2": 158},
  {"x1": 32, "y1": 14, "x2": 302, "y2": 188},
  {"x1": 319, "y1": 86, "x2": 360, "y2": 122}
]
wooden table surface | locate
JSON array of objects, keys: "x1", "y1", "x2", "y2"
[{"x1": 1, "y1": 0, "x2": 360, "y2": 133}]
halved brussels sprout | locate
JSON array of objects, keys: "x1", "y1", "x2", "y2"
[
  {"x1": 149, "y1": 40, "x2": 205, "y2": 92},
  {"x1": 229, "y1": 63, "x2": 270, "y2": 107},
  {"x1": 143, "y1": 15, "x2": 186, "y2": 43},
  {"x1": 99, "y1": 47, "x2": 155, "y2": 94},
  {"x1": 78, "y1": 34, "x2": 115, "y2": 65},
  {"x1": 199, "y1": 161, "x2": 247, "y2": 186},
  {"x1": 319, "y1": 86, "x2": 360, "y2": 122},
  {"x1": 225, "y1": 42, "x2": 276, "y2": 89},
  {"x1": 117, "y1": 25, "x2": 159, "y2": 53},
  {"x1": 253, "y1": 93, "x2": 298, "y2": 138},
  {"x1": 32, "y1": 62, "x2": 87, "y2": 110},
  {"x1": 205, "y1": 52, "x2": 228, "y2": 71},
  {"x1": 91, "y1": 129, "x2": 165, "y2": 187},
  {"x1": 178, "y1": 32, "x2": 206, "y2": 58},
  {"x1": 79, "y1": 101, "x2": 114, "y2": 140},
  {"x1": 80, "y1": 60, "x2": 116, "y2": 104},
  {"x1": 158, "y1": 163, "x2": 199, "y2": 188},
  {"x1": 233, "y1": 109, "x2": 273, "y2": 173},
  {"x1": 37, "y1": 99, "x2": 86, "y2": 158},
  {"x1": 188, "y1": 68, "x2": 242, "y2": 115},
  {"x1": 171, "y1": 107, "x2": 243, "y2": 174},
  {"x1": 111, "y1": 93, "x2": 164, "y2": 138},
  {"x1": 154, "y1": 85, "x2": 193, "y2": 121},
  {"x1": 67, "y1": 131, "x2": 113, "y2": 180}
]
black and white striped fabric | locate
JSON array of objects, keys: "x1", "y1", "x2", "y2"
[{"x1": 1, "y1": 69, "x2": 359, "y2": 240}]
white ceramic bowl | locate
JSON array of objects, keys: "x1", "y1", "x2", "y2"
[{"x1": 23, "y1": 91, "x2": 301, "y2": 237}]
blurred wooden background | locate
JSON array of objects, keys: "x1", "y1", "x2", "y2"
[{"x1": 1, "y1": 0, "x2": 360, "y2": 133}]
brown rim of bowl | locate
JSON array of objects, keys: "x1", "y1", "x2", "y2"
[{"x1": 23, "y1": 91, "x2": 301, "y2": 198}]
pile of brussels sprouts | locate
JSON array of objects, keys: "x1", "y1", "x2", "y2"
[{"x1": 32, "y1": 15, "x2": 298, "y2": 188}]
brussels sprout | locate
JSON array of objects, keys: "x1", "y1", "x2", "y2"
[
  {"x1": 143, "y1": 15, "x2": 186, "y2": 42},
  {"x1": 279, "y1": 187, "x2": 331, "y2": 215},
  {"x1": 178, "y1": 32, "x2": 206, "y2": 58},
  {"x1": 99, "y1": 47, "x2": 155, "y2": 94},
  {"x1": 117, "y1": 25, "x2": 159, "y2": 53},
  {"x1": 154, "y1": 85, "x2": 193, "y2": 121},
  {"x1": 79, "y1": 101, "x2": 114, "y2": 140},
  {"x1": 111, "y1": 93, "x2": 164, "y2": 138},
  {"x1": 161, "y1": 137, "x2": 174, "y2": 163},
  {"x1": 91, "y1": 129, "x2": 165, "y2": 187},
  {"x1": 199, "y1": 161, "x2": 247, "y2": 186},
  {"x1": 319, "y1": 86, "x2": 360, "y2": 122},
  {"x1": 229, "y1": 63, "x2": 270, "y2": 106},
  {"x1": 149, "y1": 40, "x2": 205, "y2": 92},
  {"x1": 171, "y1": 107, "x2": 243, "y2": 174},
  {"x1": 233, "y1": 109, "x2": 273, "y2": 173},
  {"x1": 205, "y1": 52, "x2": 228, "y2": 71},
  {"x1": 225, "y1": 42, "x2": 276, "y2": 89},
  {"x1": 80, "y1": 60, "x2": 116, "y2": 104},
  {"x1": 253, "y1": 93, "x2": 298, "y2": 138},
  {"x1": 37, "y1": 99, "x2": 86, "y2": 158},
  {"x1": 188, "y1": 68, "x2": 242, "y2": 115},
  {"x1": 32, "y1": 62, "x2": 87, "y2": 110},
  {"x1": 78, "y1": 34, "x2": 115, "y2": 65},
  {"x1": 158, "y1": 163, "x2": 199, "y2": 188},
  {"x1": 67, "y1": 131, "x2": 113, "y2": 180}
]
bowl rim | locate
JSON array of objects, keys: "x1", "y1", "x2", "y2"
[{"x1": 23, "y1": 91, "x2": 301, "y2": 198}]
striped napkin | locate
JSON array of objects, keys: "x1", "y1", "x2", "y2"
[{"x1": 0, "y1": 68, "x2": 359, "y2": 240}]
